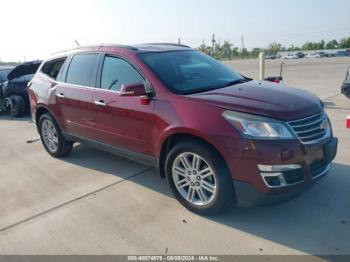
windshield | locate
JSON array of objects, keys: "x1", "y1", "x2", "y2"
[{"x1": 138, "y1": 50, "x2": 245, "y2": 94}]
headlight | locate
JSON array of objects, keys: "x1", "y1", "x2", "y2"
[{"x1": 222, "y1": 111, "x2": 295, "y2": 139}]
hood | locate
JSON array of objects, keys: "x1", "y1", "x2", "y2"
[
  {"x1": 187, "y1": 80, "x2": 323, "y2": 121},
  {"x1": 7, "y1": 60, "x2": 42, "y2": 81}
]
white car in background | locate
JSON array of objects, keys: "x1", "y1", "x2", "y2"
[
  {"x1": 306, "y1": 52, "x2": 322, "y2": 58},
  {"x1": 284, "y1": 53, "x2": 298, "y2": 59}
]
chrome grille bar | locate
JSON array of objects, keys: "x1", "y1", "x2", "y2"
[{"x1": 288, "y1": 111, "x2": 330, "y2": 144}]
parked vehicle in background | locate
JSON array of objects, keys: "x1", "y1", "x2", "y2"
[
  {"x1": 0, "y1": 66, "x2": 14, "y2": 85},
  {"x1": 317, "y1": 51, "x2": 327, "y2": 58},
  {"x1": 306, "y1": 52, "x2": 321, "y2": 58},
  {"x1": 0, "y1": 61, "x2": 41, "y2": 117},
  {"x1": 346, "y1": 49, "x2": 350, "y2": 56},
  {"x1": 334, "y1": 51, "x2": 348, "y2": 57},
  {"x1": 265, "y1": 54, "x2": 276, "y2": 59},
  {"x1": 341, "y1": 66, "x2": 350, "y2": 99},
  {"x1": 295, "y1": 52, "x2": 305, "y2": 58},
  {"x1": 284, "y1": 53, "x2": 298, "y2": 59},
  {"x1": 29, "y1": 44, "x2": 337, "y2": 215}
]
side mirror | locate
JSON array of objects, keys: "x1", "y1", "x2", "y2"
[
  {"x1": 264, "y1": 76, "x2": 283, "y2": 84},
  {"x1": 119, "y1": 81, "x2": 147, "y2": 97}
]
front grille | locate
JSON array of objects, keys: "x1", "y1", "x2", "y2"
[
  {"x1": 283, "y1": 169, "x2": 304, "y2": 184},
  {"x1": 288, "y1": 111, "x2": 329, "y2": 144}
]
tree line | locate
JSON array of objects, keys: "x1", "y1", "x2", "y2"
[{"x1": 198, "y1": 36, "x2": 350, "y2": 59}]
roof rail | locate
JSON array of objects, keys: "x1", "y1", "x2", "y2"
[
  {"x1": 98, "y1": 44, "x2": 138, "y2": 51},
  {"x1": 50, "y1": 44, "x2": 138, "y2": 56},
  {"x1": 142, "y1": 43, "x2": 191, "y2": 48}
]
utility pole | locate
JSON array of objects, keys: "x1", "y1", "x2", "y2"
[
  {"x1": 212, "y1": 34, "x2": 216, "y2": 55},
  {"x1": 178, "y1": 37, "x2": 181, "y2": 45},
  {"x1": 241, "y1": 35, "x2": 245, "y2": 55}
]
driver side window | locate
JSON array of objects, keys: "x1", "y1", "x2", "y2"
[{"x1": 101, "y1": 56, "x2": 144, "y2": 92}]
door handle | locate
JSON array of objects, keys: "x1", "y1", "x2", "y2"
[
  {"x1": 56, "y1": 93, "x2": 65, "y2": 98},
  {"x1": 94, "y1": 100, "x2": 107, "y2": 107}
]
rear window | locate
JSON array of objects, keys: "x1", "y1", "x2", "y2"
[
  {"x1": 41, "y1": 57, "x2": 67, "y2": 80},
  {"x1": 65, "y1": 53, "x2": 99, "y2": 87}
]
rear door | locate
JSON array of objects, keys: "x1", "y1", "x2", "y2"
[
  {"x1": 91, "y1": 54, "x2": 156, "y2": 156},
  {"x1": 54, "y1": 53, "x2": 100, "y2": 138}
]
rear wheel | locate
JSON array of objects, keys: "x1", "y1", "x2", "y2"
[
  {"x1": 10, "y1": 95, "x2": 26, "y2": 117},
  {"x1": 38, "y1": 113, "x2": 73, "y2": 158},
  {"x1": 165, "y1": 140, "x2": 235, "y2": 215}
]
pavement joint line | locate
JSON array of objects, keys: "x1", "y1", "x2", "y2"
[
  {"x1": 0, "y1": 167, "x2": 154, "y2": 234},
  {"x1": 322, "y1": 93, "x2": 341, "y2": 101}
]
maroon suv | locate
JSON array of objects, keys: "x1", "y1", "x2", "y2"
[{"x1": 28, "y1": 44, "x2": 338, "y2": 214}]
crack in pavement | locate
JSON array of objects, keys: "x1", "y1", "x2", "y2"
[{"x1": 0, "y1": 167, "x2": 154, "y2": 234}]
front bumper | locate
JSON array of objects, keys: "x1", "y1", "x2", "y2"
[{"x1": 229, "y1": 137, "x2": 338, "y2": 206}]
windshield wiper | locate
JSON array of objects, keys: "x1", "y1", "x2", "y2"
[
  {"x1": 182, "y1": 78, "x2": 251, "y2": 95},
  {"x1": 219, "y1": 78, "x2": 250, "y2": 88}
]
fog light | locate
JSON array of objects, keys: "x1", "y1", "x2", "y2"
[
  {"x1": 258, "y1": 164, "x2": 302, "y2": 188},
  {"x1": 260, "y1": 172, "x2": 288, "y2": 187},
  {"x1": 258, "y1": 164, "x2": 301, "y2": 172}
]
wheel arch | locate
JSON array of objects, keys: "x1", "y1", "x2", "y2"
[
  {"x1": 34, "y1": 105, "x2": 63, "y2": 132},
  {"x1": 158, "y1": 131, "x2": 228, "y2": 179}
]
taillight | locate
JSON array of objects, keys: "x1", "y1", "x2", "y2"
[{"x1": 347, "y1": 115, "x2": 350, "y2": 129}]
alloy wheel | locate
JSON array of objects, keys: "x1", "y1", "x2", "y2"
[{"x1": 172, "y1": 152, "x2": 217, "y2": 206}]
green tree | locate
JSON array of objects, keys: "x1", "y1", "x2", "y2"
[
  {"x1": 339, "y1": 37, "x2": 350, "y2": 48},
  {"x1": 326, "y1": 39, "x2": 338, "y2": 49},
  {"x1": 221, "y1": 41, "x2": 233, "y2": 59},
  {"x1": 250, "y1": 48, "x2": 263, "y2": 57},
  {"x1": 266, "y1": 42, "x2": 283, "y2": 54}
]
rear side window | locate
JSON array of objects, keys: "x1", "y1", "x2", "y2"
[
  {"x1": 66, "y1": 53, "x2": 99, "y2": 87},
  {"x1": 41, "y1": 57, "x2": 67, "y2": 80},
  {"x1": 100, "y1": 56, "x2": 143, "y2": 91}
]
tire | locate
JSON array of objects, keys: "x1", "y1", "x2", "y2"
[
  {"x1": 165, "y1": 140, "x2": 235, "y2": 215},
  {"x1": 38, "y1": 113, "x2": 73, "y2": 158},
  {"x1": 10, "y1": 95, "x2": 26, "y2": 117}
]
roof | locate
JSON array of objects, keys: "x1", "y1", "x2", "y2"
[{"x1": 51, "y1": 43, "x2": 191, "y2": 57}]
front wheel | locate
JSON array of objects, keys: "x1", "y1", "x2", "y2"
[{"x1": 165, "y1": 141, "x2": 235, "y2": 215}]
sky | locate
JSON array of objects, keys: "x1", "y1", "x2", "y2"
[{"x1": 1, "y1": 0, "x2": 350, "y2": 62}]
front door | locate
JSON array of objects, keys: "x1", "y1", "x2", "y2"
[{"x1": 91, "y1": 55, "x2": 156, "y2": 156}]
